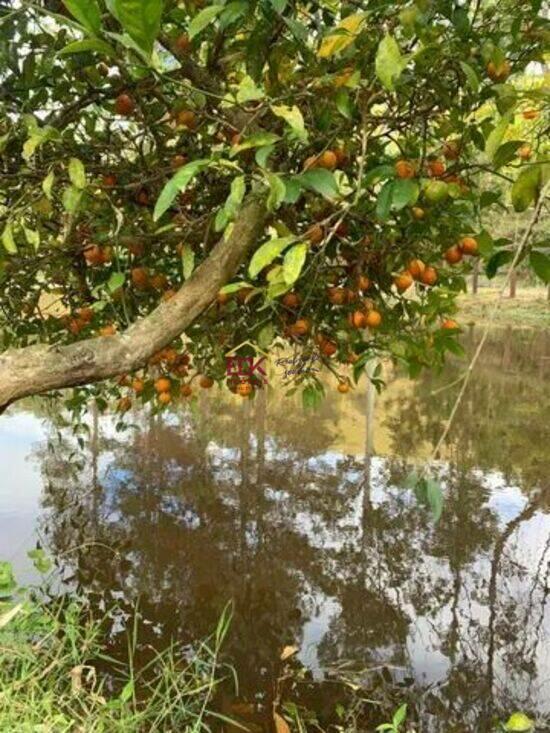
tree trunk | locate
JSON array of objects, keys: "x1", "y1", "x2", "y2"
[
  {"x1": 0, "y1": 197, "x2": 266, "y2": 412},
  {"x1": 471, "y1": 258, "x2": 479, "y2": 295},
  {"x1": 509, "y1": 269, "x2": 517, "y2": 299}
]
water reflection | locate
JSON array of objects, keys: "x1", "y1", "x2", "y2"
[{"x1": 2, "y1": 328, "x2": 550, "y2": 730}]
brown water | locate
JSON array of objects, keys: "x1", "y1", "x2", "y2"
[{"x1": 1, "y1": 327, "x2": 549, "y2": 731}]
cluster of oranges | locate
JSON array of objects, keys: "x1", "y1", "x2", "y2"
[
  {"x1": 303, "y1": 147, "x2": 347, "y2": 172},
  {"x1": 444, "y1": 236, "x2": 479, "y2": 265}
]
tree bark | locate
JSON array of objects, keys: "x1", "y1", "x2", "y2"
[
  {"x1": 509, "y1": 269, "x2": 517, "y2": 299},
  {"x1": 0, "y1": 196, "x2": 266, "y2": 411}
]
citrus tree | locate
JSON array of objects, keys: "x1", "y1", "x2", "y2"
[{"x1": 0, "y1": 0, "x2": 547, "y2": 412}]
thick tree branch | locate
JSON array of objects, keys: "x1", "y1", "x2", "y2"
[{"x1": 0, "y1": 196, "x2": 266, "y2": 411}]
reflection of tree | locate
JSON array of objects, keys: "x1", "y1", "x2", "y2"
[{"x1": 29, "y1": 336, "x2": 550, "y2": 731}]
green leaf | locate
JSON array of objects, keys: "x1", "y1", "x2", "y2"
[
  {"x1": 459, "y1": 61, "x2": 479, "y2": 93},
  {"x1": 181, "y1": 244, "x2": 195, "y2": 280},
  {"x1": 42, "y1": 171, "x2": 55, "y2": 200},
  {"x1": 154, "y1": 159, "x2": 210, "y2": 221},
  {"x1": 219, "y1": 281, "x2": 252, "y2": 295},
  {"x1": 1, "y1": 223, "x2": 17, "y2": 254},
  {"x1": 258, "y1": 323, "x2": 275, "y2": 349},
  {"x1": 375, "y1": 34, "x2": 407, "y2": 90},
  {"x1": 236, "y1": 75, "x2": 264, "y2": 103},
  {"x1": 189, "y1": 5, "x2": 224, "y2": 39},
  {"x1": 477, "y1": 229, "x2": 494, "y2": 257},
  {"x1": 111, "y1": 0, "x2": 164, "y2": 56},
  {"x1": 271, "y1": 104, "x2": 308, "y2": 143},
  {"x1": 426, "y1": 479, "x2": 444, "y2": 522},
  {"x1": 248, "y1": 236, "x2": 295, "y2": 279},
  {"x1": 302, "y1": 384, "x2": 323, "y2": 410},
  {"x1": 392, "y1": 178, "x2": 419, "y2": 210},
  {"x1": 317, "y1": 13, "x2": 366, "y2": 58},
  {"x1": 492, "y1": 140, "x2": 525, "y2": 169},
  {"x1": 530, "y1": 251, "x2": 550, "y2": 283},
  {"x1": 376, "y1": 180, "x2": 394, "y2": 220},
  {"x1": 486, "y1": 250, "x2": 512, "y2": 278},
  {"x1": 0, "y1": 561, "x2": 16, "y2": 598},
  {"x1": 62, "y1": 186, "x2": 83, "y2": 215},
  {"x1": 504, "y1": 713, "x2": 534, "y2": 732},
  {"x1": 68, "y1": 158, "x2": 86, "y2": 189},
  {"x1": 364, "y1": 164, "x2": 394, "y2": 186},
  {"x1": 511, "y1": 165, "x2": 541, "y2": 212},
  {"x1": 283, "y1": 242, "x2": 308, "y2": 285},
  {"x1": 23, "y1": 225, "x2": 40, "y2": 251},
  {"x1": 107, "y1": 272, "x2": 125, "y2": 292},
  {"x1": 266, "y1": 173, "x2": 286, "y2": 211},
  {"x1": 59, "y1": 38, "x2": 117, "y2": 57},
  {"x1": 334, "y1": 89, "x2": 353, "y2": 119},
  {"x1": 22, "y1": 125, "x2": 59, "y2": 161},
  {"x1": 231, "y1": 132, "x2": 280, "y2": 155},
  {"x1": 63, "y1": 0, "x2": 101, "y2": 35},
  {"x1": 484, "y1": 112, "x2": 513, "y2": 161},
  {"x1": 393, "y1": 703, "x2": 407, "y2": 729},
  {"x1": 299, "y1": 169, "x2": 338, "y2": 199}
]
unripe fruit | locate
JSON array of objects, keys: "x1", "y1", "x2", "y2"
[
  {"x1": 421, "y1": 266, "x2": 438, "y2": 285},
  {"x1": 237, "y1": 381, "x2": 253, "y2": 397},
  {"x1": 441, "y1": 318, "x2": 459, "y2": 330},
  {"x1": 282, "y1": 291, "x2": 301, "y2": 309},
  {"x1": 155, "y1": 377, "x2": 171, "y2": 394},
  {"x1": 427, "y1": 159, "x2": 446, "y2": 178},
  {"x1": 424, "y1": 180, "x2": 448, "y2": 203},
  {"x1": 199, "y1": 375, "x2": 214, "y2": 389},
  {"x1": 459, "y1": 236, "x2": 478, "y2": 255},
  {"x1": 394, "y1": 271, "x2": 414, "y2": 291},
  {"x1": 317, "y1": 150, "x2": 338, "y2": 170},
  {"x1": 444, "y1": 245, "x2": 463, "y2": 265},
  {"x1": 132, "y1": 378, "x2": 144, "y2": 394},
  {"x1": 365, "y1": 310, "x2": 382, "y2": 328},
  {"x1": 412, "y1": 206, "x2": 426, "y2": 220},
  {"x1": 305, "y1": 224, "x2": 324, "y2": 246},
  {"x1": 395, "y1": 160, "x2": 416, "y2": 179},
  {"x1": 115, "y1": 93, "x2": 135, "y2": 116},
  {"x1": 337, "y1": 382, "x2": 350, "y2": 394},
  {"x1": 407, "y1": 258, "x2": 425, "y2": 279},
  {"x1": 158, "y1": 391, "x2": 172, "y2": 405}
]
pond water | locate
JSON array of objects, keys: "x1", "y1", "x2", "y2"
[{"x1": 1, "y1": 327, "x2": 549, "y2": 731}]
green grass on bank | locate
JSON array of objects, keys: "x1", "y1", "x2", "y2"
[{"x1": 457, "y1": 285, "x2": 550, "y2": 329}]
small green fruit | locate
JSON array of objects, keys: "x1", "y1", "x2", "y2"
[{"x1": 423, "y1": 180, "x2": 449, "y2": 203}]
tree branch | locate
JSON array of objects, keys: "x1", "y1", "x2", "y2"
[{"x1": 0, "y1": 196, "x2": 266, "y2": 411}]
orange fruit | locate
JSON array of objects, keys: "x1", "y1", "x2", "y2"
[
  {"x1": 444, "y1": 245, "x2": 463, "y2": 265},
  {"x1": 421, "y1": 266, "x2": 438, "y2": 286},
  {"x1": 102, "y1": 174, "x2": 117, "y2": 187},
  {"x1": 132, "y1": 378, "x2": 144, "y2": 394},
  {"x1": 67, "y1": 318, "x2": 84, "y2": 335},
  {"x1": 237, "y1": 381, "x2": 253, "y2": 397},
  {"x1": 292, "y1": 318, "x2": 310, "y2": 336},
  {"x1": 115, "y1": 93, "x2": 135, "y2": 116},
  {"x1": 135, "y1": 188, "x2": 149, "y2": 206},
  {"x1": 154, "y1": 377, "x2": 171, "y2": 394},
  {"x1": 337, "y1": 381, "x2": 350, "y2": 394},
  {"x1": 365, "y1": 310, "x2": 382, "y2": 328},
  {"x1": 518, "y1": 144, "x2": 532, "y2": 160},
  {"x1": 407, "y1": 258, "x2": 425, "y2": 279},
  {"x1": 395, "y1": 160, "x2": 416, "y2": 179},
  {"x1": 441, "y1": 318, "x2": 459, "y2": 330},
  {"x1": 117, "y1": 397, "x2": 132, "y2": 413},
  {"x1": 77, "y1": 307, "x2": 94, "y2": 323},
  {"x1": 175, "y1": 33, "x2": 191, "y2": 53},
  {"x1": 282, "y1": 291, "x2": 301, "y2": 309},
  {"x1": 486, "y1": 59, "x2": 511, "y2": 82},
  {"x1": 131, "y1": 267, "x2": 150, "y2": 289},
  {"x1": 176, "y1": 109, "x2": 197, "y2": 129},
  {"x1": 83, "y1": 244, "x2": 104, "y2": 266},
  {"x1": 459, "y1": 236, "x2": 478, "y2": 255},
  {"x1": 305, "y1": 224, "x2": 324, "y2": 246},
  {"x1": 411, "y1": 206, "x2": 426, "y2": 220},
  {"x1": 350, "y1": 310, "x2": 366, "y2": 329},
  {"x1": 171, "y1": 154, "x2": 188, "y2": 169},
  {"x1": 394, "y1": 272, "x2": 414, "y2": 291},
  {"x1": 151, "y1": 273, "x2": 169, "y2": 291},
  {"x1": 199, "y1": 375, "x2": 214, "y2": 389},
  {"x1": 427, "y1": 159, "x2": 446, "y2": 178},
  {"x1": 356, "y1": 275, "x2": 370, "y2": 291},
  {"x1": 99, "y1": 323, "x2": 116, "y2": 336},
  {"x1": 317, "y1": 150, "x2": 338, "y2": 170},
  {"x1": 127, "y1": 240, "x2": 145, "y2": 257},
  {"x1": 181, "y1": 384, "x2": 193, "y2": 397},
  {"x1": 522, "y1": 108, "x2": 538, "y2": 120},
  {"x1": 320, "y1": 339, "x2": 337, "y2": 357},
  {"x1": 334, "y1": 147, "x2": 347, "y2": 166},
  {"x1": 327, "y1": 287, "x2": 346, "y2": 305},
  {"x1": 158, "y1": 392, "x2": 172, "y2": 405},
  {"x1": 442, "y1": 141, "x2": 460, "y2": 161}
]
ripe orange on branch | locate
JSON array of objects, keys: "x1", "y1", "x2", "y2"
[{"x1": 395, "y1": 160, "x2": 416, "y2": 179}]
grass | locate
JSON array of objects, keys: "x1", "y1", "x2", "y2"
[
  {"x1": 0, "y1": 590, "x2": 234, "y2": 733},
  {"x1": 457, "y1": 285, "x2": 550, "y2": 328}
]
